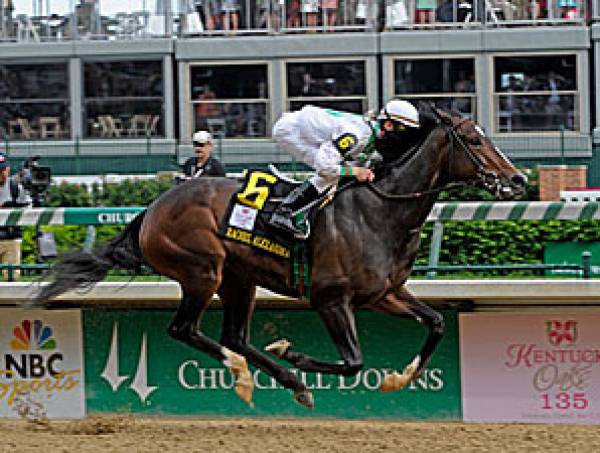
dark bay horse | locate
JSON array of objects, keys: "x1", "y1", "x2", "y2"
[{"x1": 35, "y1": 107, "x2": 526, "y2": 409}]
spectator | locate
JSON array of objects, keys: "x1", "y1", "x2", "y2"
[
  {"x1": 287, "y1": 0, "x2": 302, "y2": 27},
  {"x1": 0, "y1": 153, "x2": 31, "y2": 280},
  {"x1": 257, "y1": 0, "x2": 282, "y2": 30},
  {"x1": 416, "y1": 0, "x2": 437, "y2": 23},
  {"x1": 302, "y1": 0, "x2": 319, "y2": 28},
  {"x1": 195, "y1": 85, "x2": 221, "y2": 129},
  {"x1": 320, "y1": 0, "x2": 338, "y2": 26},
  {"x1": 221, "y1": 0, "x2": 241, "y2": 32},
  {"x1": 183, "y1": 131, "x2": 226, "y2": 177},
  {"x1": 436, "y1": 0, "x2": 455, "y2": 22},
  {"x1": 194, "y1": 0, "x2": 219, "y2": 31}
]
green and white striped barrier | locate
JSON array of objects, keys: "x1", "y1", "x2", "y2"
[
  {"x1": 427, "y1": 202, "x2": 600, "y2": 221},
  {"x1": 1, "y1": 202, "x2": 600, "y2": 226},
  {"x1": 0, "y1": 207, "x2": 145, "y2": 226}
]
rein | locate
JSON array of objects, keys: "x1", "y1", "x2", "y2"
[{"x1": 365, "y1": 180, "x2": 467, "y2": 201}]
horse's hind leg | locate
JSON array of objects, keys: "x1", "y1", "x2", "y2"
[
  {"x1": 368, "y1": 285, "x2": 445, "y2": 392},
  {"x1": 168, "y1": 272, "x2": 254, "y2": 405},
  {"x1": 217, "y1": 270, "x2": 314, "y2": 408}
]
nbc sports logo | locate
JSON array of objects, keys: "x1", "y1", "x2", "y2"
[
  {"x1": 0, "y1": 310, "x2": 84, "y2": 418},
  {"x1": 3, "y1": 319, "x2": 63, "y2": 379},
  {"x1": 10, "y1": 320, "x2": 57, "y2": 351}
]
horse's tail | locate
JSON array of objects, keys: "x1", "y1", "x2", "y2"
[{"x1": 34, "y1": 210, "x2": 148, "y2": 305}]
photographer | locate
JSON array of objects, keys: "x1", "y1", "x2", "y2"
[{"x1": 0, "y1": 153, "x2": 32, "y2": 280}]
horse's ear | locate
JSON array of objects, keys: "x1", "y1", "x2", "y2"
[{"x1": 428, "y1": 103, "x2": 452, "y2": 126}]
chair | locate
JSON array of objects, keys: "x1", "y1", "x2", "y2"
[
  {"x1": 128, "y1": 114, "x2": 151, "y2": 137},
  {"x1": 98, "y1": 115, "x2": 123, "y2": 137},
  {"x1": 10, "y1": 118, "x2": 39, "y2": 139},
  {"x1": 39, "y1": 117, "x2": 62, "y2": 138},
  {"x1": 146, "y1": 115, "x2": 160, "y2": 136}
]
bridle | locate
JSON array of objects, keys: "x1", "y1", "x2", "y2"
[
  {"x1": 362, "y1": 113, "x2": 483, "y2": 201},
  {"x1": 444, "y1": 116, "x2": 504, "y2": 194}
]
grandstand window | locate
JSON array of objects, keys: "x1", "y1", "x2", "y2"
[
  {"x1": 0, "y1": 63, "x2": 70, "y2": 141},
  {"x1": 83, "y1": 60, "x2": 164, "y2": 138},
  {"x1": 393, "y1": 57, "x2": 476, "y2": 119},
  {"x1": 190, "y1": 63, "x2": 269, "y2": 139},
  {"x1": 493, "y1": 54, "x2": 578, "y2": 133},
  {"x1": 286, "y1": 60, "x2": 367, "y2": 113}
]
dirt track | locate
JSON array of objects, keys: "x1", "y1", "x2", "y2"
[{"x1": 2, "y1": 416, "x2": 600, "y2": 453}]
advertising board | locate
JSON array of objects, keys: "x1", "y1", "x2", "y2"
[
  {"x1": 84, "y1": 309, "x2": 460, "y2": 419},
  {"x1": 0, "y1": 309, "x2": 85, "y2": 419},
  {"x1": 461, "y1": 312, "x2": 600, "y2": 424}
]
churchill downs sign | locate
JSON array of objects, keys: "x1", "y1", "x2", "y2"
[{"x1": 84, "y1": 310, "x2": 461, "y2": 419}]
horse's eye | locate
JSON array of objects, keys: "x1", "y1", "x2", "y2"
[{"x1": 470, "y1": 137, "x2": 481, "y2": 146}]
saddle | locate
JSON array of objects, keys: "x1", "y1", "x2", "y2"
[{"x1": 218, "y1": 166, "x2": 325, "y2": 260}]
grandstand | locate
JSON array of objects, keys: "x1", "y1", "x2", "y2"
[{"x1": 0, "y1": 0, "x2": 598, "y2": 181}]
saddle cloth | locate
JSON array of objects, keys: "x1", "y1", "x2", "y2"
[
  {"x1": 218, "y1": 168, "x2": 317, "y2": 258},
  {"x1": 218, "y1": 168, "x2": 314, "y2": 296}
]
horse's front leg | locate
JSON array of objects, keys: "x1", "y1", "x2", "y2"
[
  {"x1": 367, "y1": 285, "x2": 445, "y2": 392},
  {"x1": 217, "y1": 270, "x2": 314, "y2": 409},
  {"x1": 266, "y1": 285, "x2": 364, "y2": 377}
]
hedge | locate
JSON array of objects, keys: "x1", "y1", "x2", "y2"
[{"x1": 24, "y1": 174, "x2": 597, "y2": 272}]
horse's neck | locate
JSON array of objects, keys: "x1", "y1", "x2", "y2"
[{"x1": 359, "y1": 129, "x2": 446, "y2": 234}]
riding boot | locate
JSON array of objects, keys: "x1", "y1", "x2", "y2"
[{"x1": 269, "y1": 181, "x2": 321, "y2": 238}]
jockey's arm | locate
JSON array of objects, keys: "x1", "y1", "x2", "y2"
[{"x1": 313, "y1": 137, "x2": 375, "y2": 183}]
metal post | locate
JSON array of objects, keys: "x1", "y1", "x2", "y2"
[
  {"x1": 146, "y1": 134, "x2": 152, "y2": 173},
  {"x1": 427, "y1": 221, "x2": 444, "y2": 279},
  {"x1": 83, "y1": 225, "x2": 97, "y2": 252},
  {"x1": 560, "y1": 125, "x2": 565, "y2": 165},
  {"x1": 582, "y1": 251, "x2": 591, "y2": 279},
  {"x1": 75, "y1": 135, "x2": 81, "y2": 175}
]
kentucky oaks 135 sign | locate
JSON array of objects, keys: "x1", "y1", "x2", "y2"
[
  {"x1": 0, "y1": 309, "x2": 85, "y2": 419},
  {"x1": 84, "y1": 309, "x2": 461, "y2": 419},
  {"x1": 460, "y1": 312, "x2": 600, "y2": 424}
]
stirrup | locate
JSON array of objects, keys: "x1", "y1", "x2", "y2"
[{"x1": 270, "y1": 212, "x2": 310, "y2": 240}]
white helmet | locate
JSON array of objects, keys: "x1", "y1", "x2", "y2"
[
  {"x1": 192, "y1": 130, "x2": 212, "y2": 144},
  {"x1": 377, "y1": 100, "x2": 420, "y2": 128}
]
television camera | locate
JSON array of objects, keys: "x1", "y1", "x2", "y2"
[{"x1": 18, "y1": 156, "x2": 52, "y2": 207}]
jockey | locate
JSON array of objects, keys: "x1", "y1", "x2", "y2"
[{"x1": 269, "y1": 99, "x2": 420, "y2": 237}]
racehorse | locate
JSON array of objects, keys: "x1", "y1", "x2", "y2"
[{"x1": 35, "y1": 105, "x2": 527, "y2": 409}]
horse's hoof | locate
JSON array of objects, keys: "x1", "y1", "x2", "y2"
[
  {"x1": 380, "y1": 371, "x2": 410, "y2": 392},
  {"x1": 265, "y1": 339, "x2": 291, "y2": 358},
  {"x1": 235, "y1": 380, "x2": 255, "y2": 408},
  {"x1": 294, "y1": 390, "x2": 314, "y2": 409},
  {"x1": 379, "y1": 356, "x2": 421, "y2": 392},
  {"x1": 227, "y1": 351, "x2": 255, "y2": 407}
]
